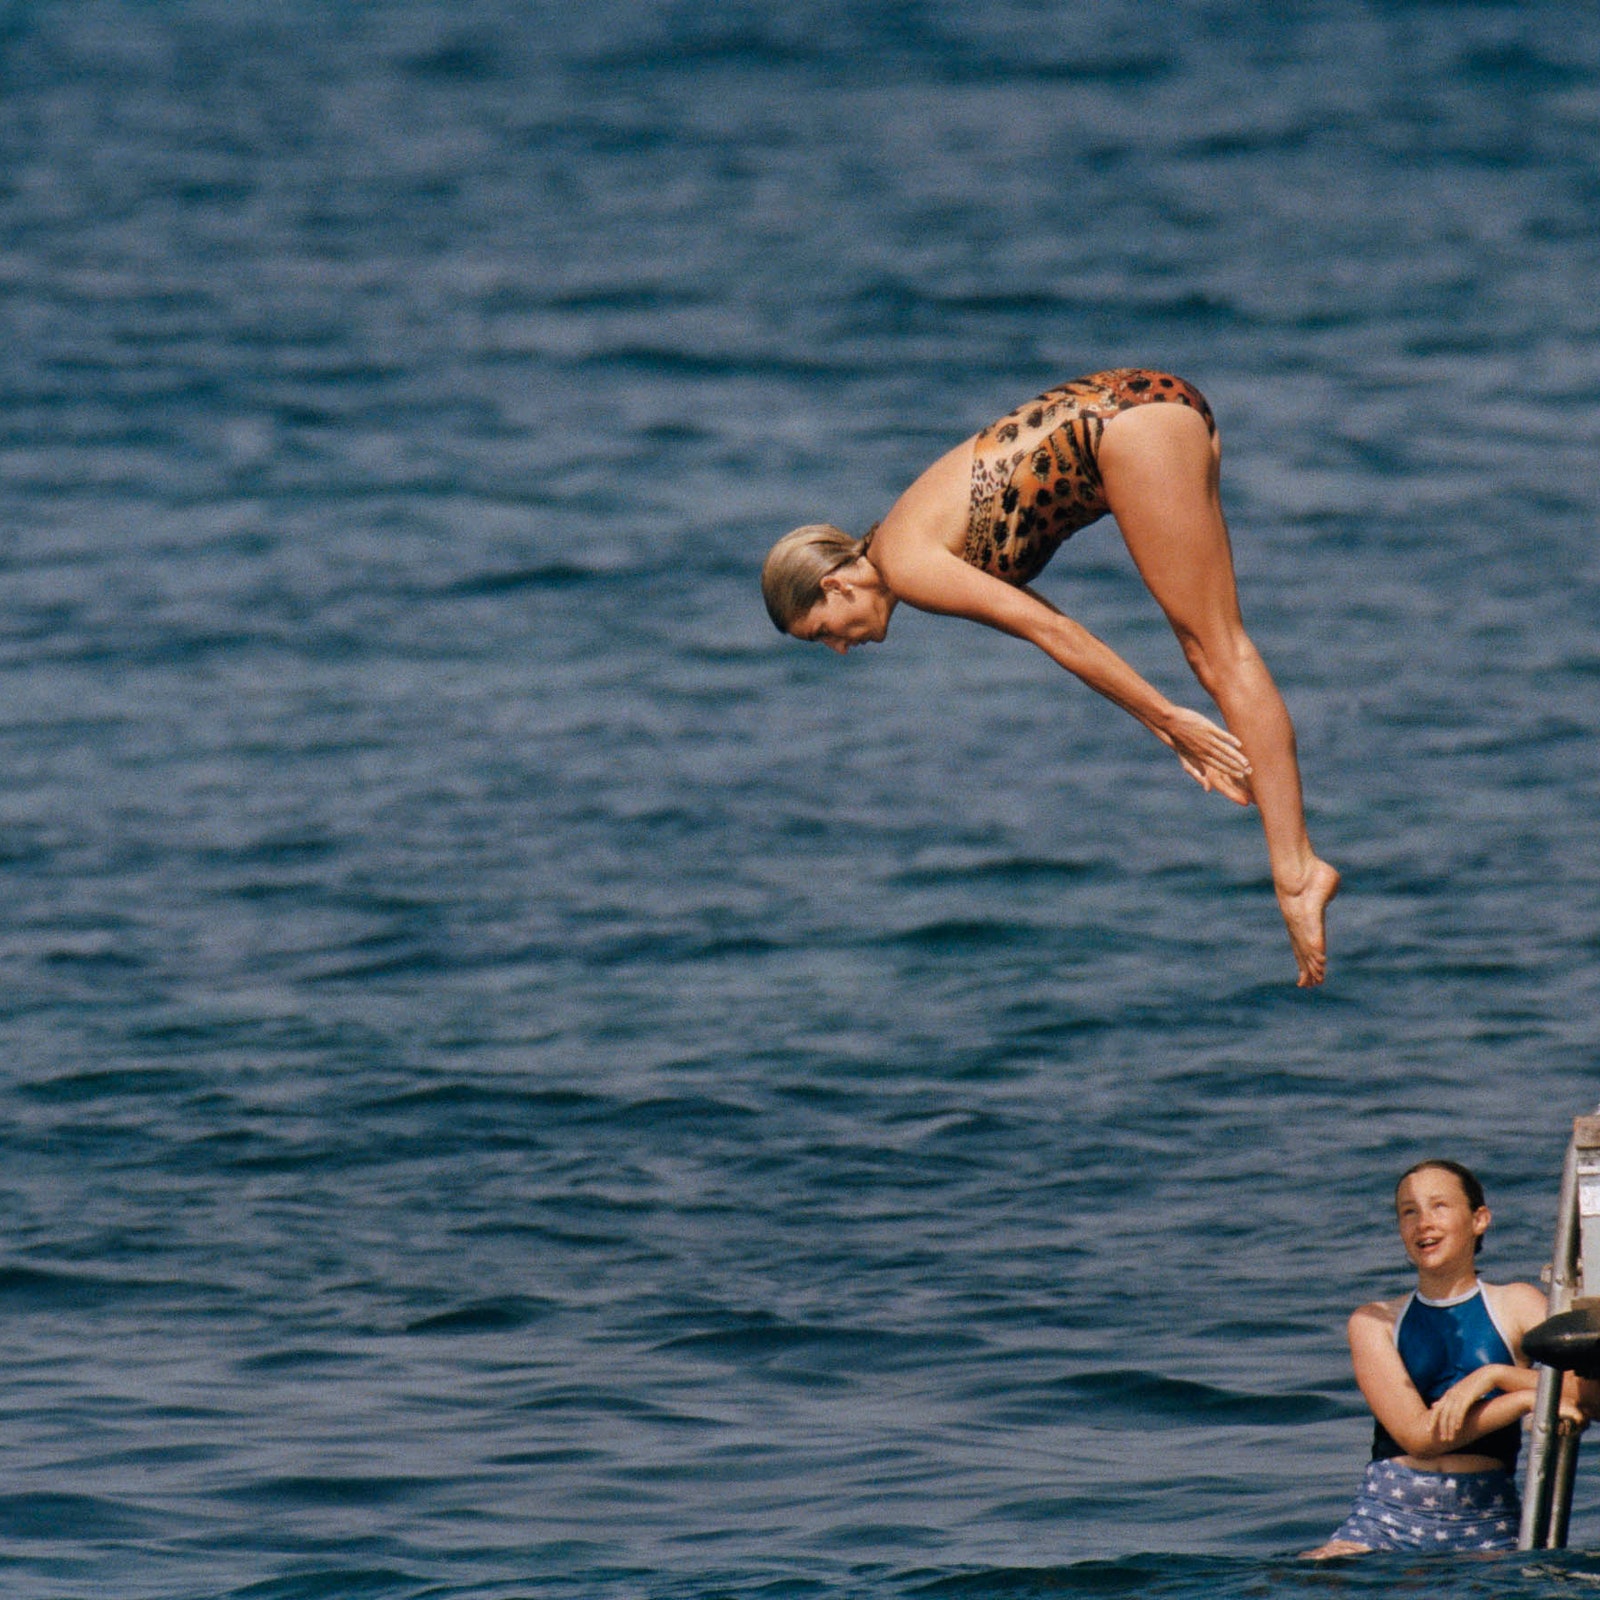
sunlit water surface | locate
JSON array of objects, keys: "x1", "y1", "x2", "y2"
[{"x1": 2, "y1": 2, "x2": 1600, "y2": 1596}]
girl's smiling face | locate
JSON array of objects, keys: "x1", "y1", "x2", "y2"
[{"x1": 1395, "y1": 1165, "x2": 1489, "y2": 1279}]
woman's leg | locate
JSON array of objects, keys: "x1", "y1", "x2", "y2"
[{"x1": 1098, "y1": 401, "x2": 1339, "y2": 987}]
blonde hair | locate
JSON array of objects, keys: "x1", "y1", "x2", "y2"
[{"x1": 761, "y1": 523, "x2": 866, "y2": 633}]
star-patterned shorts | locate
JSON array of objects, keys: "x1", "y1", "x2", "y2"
[{"x1": 1328, "y1": 1458, "x2": 1520, "y2": 1552}]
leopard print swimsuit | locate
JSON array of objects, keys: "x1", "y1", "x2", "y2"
[{"x1": 965, "y1": 369, "x2": 1215, "y2": 585}]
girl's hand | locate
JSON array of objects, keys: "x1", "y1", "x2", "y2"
[
  {"x1": 1560, "y1": 1374, "x2": 1595, "y2": 1432},
  {"x1": 1430, "y1": 1370, "x2": 1501, "y2": 1446},
  {"x1": 1161, "y1": 707, "x2": 1254, "y2": 806}
]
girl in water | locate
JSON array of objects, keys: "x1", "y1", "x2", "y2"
[
  {"x1": 761, "y1": 371, "x2": 1338, "y2": 986},
  {"x1": 1304, "y1": 1159, "x2": 1591, "y2": 1558}
]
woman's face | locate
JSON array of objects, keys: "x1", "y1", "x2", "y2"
[
  {"x1": 790, "y1": 565, "x2": 894, "y2": 655},
  {"x1": 1395, "y1": 1166, "x2": 1489, "y2": 1275}
]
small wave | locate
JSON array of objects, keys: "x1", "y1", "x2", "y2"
[
  {"x1": 361, "y1": 1084, "x2": 606, "y2": 1118},
  {"x1": 0, "y1": 1264, "x2": 189, "y2": 1309},
  {"x1": 610, "y1": 1094, "x2": 763, "y2": 1130},
  {"x1": 962, "y1": 49, "x2": 1173, "y2": 87},
  {"x1": 590, "y1": 342, "x2": 851, "y2": 380},
  {"x1": 980, "y1": 1370, "x2": 1348, "y2": 1428},
  {"x1": 303, "y1": 943, "x2": 450, "y2": 983},
  {"x1": 235, "y1": 1347, "x2": 367, "y2": 1375},
  {"x1": 399, "y1": 36, "x2": 499, "y2": 83},
  {"x1": 518, "y1": 1386, "x2": 720, "y2": 1429},
  {"x1": 404, "y1": 1296, "x2": 553, "y2": 1335},
  {"x1": 1183, "y1": 123, "x2": 1318, "y2": 160},
  {"x1": 912, "y1": 1549, "x2": 1588, "y2": 1600},
  {"x1": 223, "y1": 1475, "x2": 430, "y2": 1509},
  {"x1": 888, "y1": 918, "x2": 1037, "y2": 952},
  {"x1": 539, "y1": 286, "x2": 705, "y2": 315},
  {"x1": 656, "y1": 1315, "x2": 981, "y2": 1371},
  {"x1": 584, "y1": 35, "x2": 831, "y2": 74},
  {"x1": 910, "y1": 1554, "x2": 1265, "y2": 1600},
  {"x1": 40, "y1": 944, "x2": 144, "y2": 970},
  {"x1": 19, "y1": 1065, "x2": 196, "y2": 1102},
  {"x1": 891, "y1": 858, "x2": 1106, "y2": 889},
  {"x1": 1049, "y1": 1369, "x2": 1350, "y2": 1433},
  {"x1": 572, "y1": 927, "x2": 791, "y2": 968},
  {"x1": 221, "y1": 1568, "x2": 425, "y2": 1600},
  {"x1": 1013, "y1": 1015, "x2": 1119, "y2": 1043},
  {"x1": 462, "y1": 1218, "x2": 634, "y2": 1250},
  {"x1": 199, "y1": 834, "x2": 339, "y2": 870},
  {"x1": 0, "y1": 1492, "x2": 158, "y2": 1541},
  {"x1": 443, "y1": 562, "x2": 614, "y2": 595},
  {"x1": 1457, "y1": 41, "x2": 1585, "y2": 90}
]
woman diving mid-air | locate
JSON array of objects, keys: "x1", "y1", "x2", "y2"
[{"x1": 762, "y1": 370, "x2": 1339, "y2": 986}]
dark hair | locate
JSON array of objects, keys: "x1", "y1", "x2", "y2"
[{"x1": 1396, "y1": 1159, "x2": 1488, "y2": 1253}]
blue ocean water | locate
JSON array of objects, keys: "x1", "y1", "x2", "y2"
[{"x1": 1, "y1": 0, "x2": 1599, "y2": 1595}]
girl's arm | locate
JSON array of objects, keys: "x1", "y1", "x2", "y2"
[
  {"x1": 1428, "y1": 1364, "x2": 1537, "y2": 1450},
  {"x1": 1349, "y1": 1302, "x2": 1535, "y2": 1459},
  {"x1": 1349, "y1": 1302, "x2": 1441, "y2": 1458}
]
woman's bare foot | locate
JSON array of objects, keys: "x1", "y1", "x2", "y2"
[{"x1": 1277, "y1": 857, "x2": 1341, "y2": 987}]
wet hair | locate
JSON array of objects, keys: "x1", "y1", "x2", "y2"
[
  {"x1": 1396, "y1": 1159, "x2": 1488, "y2": 1253},
  {"x1": 761, "y1": 523, "x2": 866, "y2": 633}
]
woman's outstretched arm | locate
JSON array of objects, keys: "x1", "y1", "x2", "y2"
[{"x1": 874, "y1": 536, "x2": 1253, "y2": 800}]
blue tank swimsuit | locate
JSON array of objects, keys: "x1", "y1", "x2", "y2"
[{"x1": 1372, "y1": 1286, "x2": 1521, "y2": 1468}]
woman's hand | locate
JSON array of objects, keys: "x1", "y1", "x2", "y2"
[
  {"x1": 870, "y1": 553, "x2": 1258, "y2": 801},
  {"x1": 1159, "y1": 706, "x2": 1255, "y2": 806}
]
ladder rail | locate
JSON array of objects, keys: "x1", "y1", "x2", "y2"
[{"x1": 1519, "y1": 1121, "x2": 1595, "y2": 1550}]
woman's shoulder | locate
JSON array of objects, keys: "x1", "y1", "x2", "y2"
[{"x1": 872, "y1": 436, "x2": 978, "y2": 565}]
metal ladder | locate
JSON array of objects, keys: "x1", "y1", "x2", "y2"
[{"x1": 1520, "y1": 1114, "x2": 1600, "y2": 1549}]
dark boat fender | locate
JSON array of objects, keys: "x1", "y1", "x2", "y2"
[{"x1": 1524, "y1": 1304, "x2": 1600, "y2": 1378}]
